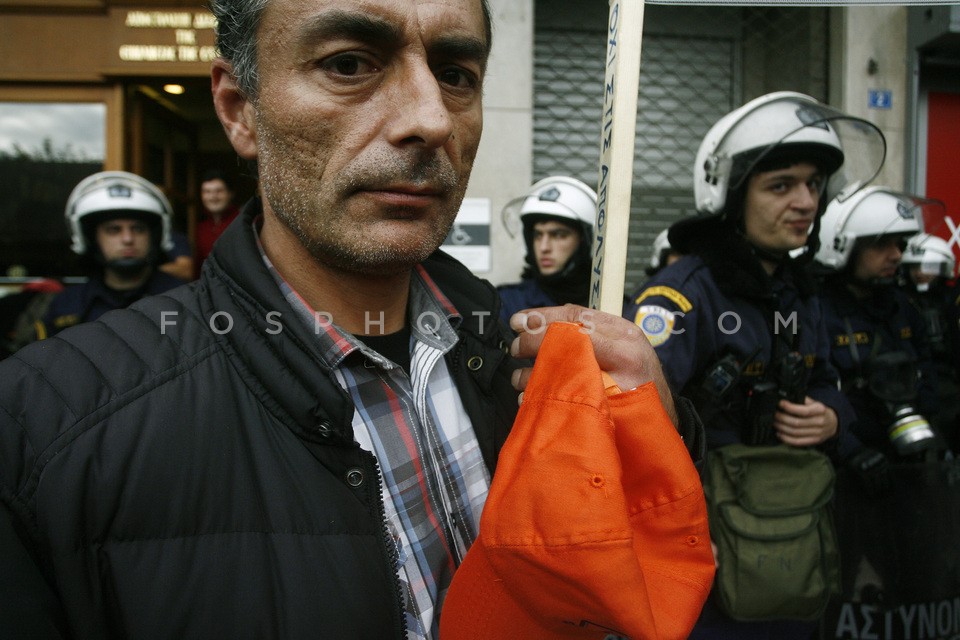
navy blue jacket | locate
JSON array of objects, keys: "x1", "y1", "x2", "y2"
[
  {"x1": 626, "y1": 237, "x2": 852, "y2": 452},
  {"x1": 496, "y1": 278, "x2": 556, "y2": 324},
  {"x1": 819, "y1": 277, "x2": 938, "y2": 457},
  {"x1": 39, "y1": 270, "x2": 183, "y2": 338}
]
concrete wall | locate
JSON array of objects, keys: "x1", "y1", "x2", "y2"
[
  {"x1": 834, "y1": 6, "x2": 910, "y2": 190},
  {"x1": 464, "y1": 0, "x2": 534, "y2": 287},
  {"x1": 467, "y1": 0, "x2": 533, "y2": 284}
]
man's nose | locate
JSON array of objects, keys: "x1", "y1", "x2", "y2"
[
  {"x1": 385, "y1": 59, "x2": 454, "y2": 149},
  {"x1": 794, "y1": 183, "x2": 819, "y2": 211}
]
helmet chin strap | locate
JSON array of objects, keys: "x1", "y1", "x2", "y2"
[
  {"x1": 736, "y1": 223, "x2": 790, "y2": 267},
  {"x1": 104, "y1": 257, "x2": 151, "y2": 280},
  {"x1": 748, "y1": 242, "x2": 789, "y2": 265},
  {"x1": 862, "y1": 274, "x2": 896, "y2": 288}
]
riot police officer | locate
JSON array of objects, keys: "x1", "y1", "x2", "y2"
[
  {"x1": 815, "y1": 189, "x2": 960, "y2": 628},
  {"x1": 900, "y1": 232, "x2": 960, "y2": 451},
  {"x1": 625, "y1": 91, "x2": 886, "y2": 639},
  {"x1": 497, "y1": 176, "x2": 596, "y2": 324},
  {"x1": 815, "y1": 187, "x2": 941, "y2": 460},
  {"x1": 37, "y1": 171, "x2": 184, "y2": 339},
  {"x1": 644, "y1": 228, "x2": 683, "y2": 279}
]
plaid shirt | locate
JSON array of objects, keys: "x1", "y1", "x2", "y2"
[{"x1": 256, "y1": 226, "x2": 490, "y2": 639}]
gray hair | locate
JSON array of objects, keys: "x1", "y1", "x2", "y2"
[{"x1": 210, "y1": 0, "x2": 493, "y2": 99}]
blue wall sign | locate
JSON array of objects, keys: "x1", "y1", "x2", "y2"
[{"x1": 868, "y1": 89, "x2": 893, "y2": 110}]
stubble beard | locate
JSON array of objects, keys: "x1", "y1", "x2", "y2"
[{"x1": 255, "y1": 114, "x2": 466, "y2": 277}]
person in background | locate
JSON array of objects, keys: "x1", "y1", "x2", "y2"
[
  {"x1": 496, "y1": 176, "x2": 596, "y2": 324},
  {"x1": 0, "y1": 1, "x2": 702, "y2": 637},
  {"x1": 899, "y1": 232, "x2": 960, "y2": 451},
  {"x1": 626, "y1": 91, "x2": 885, "y2": 639},
  {"x1": 815, "y1": 188, "x2": 941, "y2": 461},
  {"x1": 195, "y1": 168, "x2": 241, "y2": 274},
  {"x1": 644, "y1": 227, "x2": 683, "y2": 279},
  {"x1": 36, "y1": 171, "x2": 183, "y2": 339},
  {"x1": 0, "y1": 270, "x2": 62, "y2": 359},
  {"x1": 815, "y1": 188, "x2": 954, "y2": 621}
]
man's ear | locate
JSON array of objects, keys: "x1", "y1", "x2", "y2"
[{"x1": 211, "y1": 59, "x2": 258, "y2": 160}]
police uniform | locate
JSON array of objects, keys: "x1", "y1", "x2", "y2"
[
  {"x1": 626, "y1": 225, "x2": 853, "y2": 640},
  {"x1": 627, "y1": 234, "x2": 852, "y2": 451},
  {"x1": 38, "y1": 271, "x2": 183, "y2": 339},
  {"x1": 496, "y1": 279, "x2": 557, "y2": 325},
  {"x1": 820, "y1": 277, "x2": 939, "y2": 457},
  {"x1": 902, "y1": 280, "x2": 960, "y2": 449}
]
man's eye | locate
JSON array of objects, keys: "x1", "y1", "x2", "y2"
[
  {"x1": 322, "y1": 54, "x2": 373, "y2": 76},
  {"x1": 437, "y1": 67, "x2": 476, "y2": 89}
]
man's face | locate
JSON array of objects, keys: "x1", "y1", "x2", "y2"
[
  {"x1": 245, "y1": 0, "x2": 487, "y2": 275},
  {"x1": 531, "y1": 220, "x2": 580, "y2": 276},
  {"x1": 96, "y1": 218, "x2": 151, "y2": 263},
  {"x1": 201, "y1": 179, "x2": 233, "y2": 215},
  {"x1": 854, "y1": 235, "x2": 906, "y2": 282},
  {"x1": 908, "y1": 266, "x2": 937, "y2": 287},
  {"x1": 742, "y1": 162, "x2": 824, "y2": 254}
]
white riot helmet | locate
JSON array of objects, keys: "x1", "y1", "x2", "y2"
[
  {"x1": 815, "y1": 186, "x2": 931, "y2": 271},
  {"x1": 503, "y1": 176, "x2": 597, "y2": 239},
  {"x1": 694, "y1": 91, "x2": 885, "y2": 217},
  {"x1": 901, "y1": 233, "x2": 956, "y2": 279},
  {"x1": 646, "y1": 228, "x2": 673, "y2": 275},
  {"x1": 65, "y1": 171, "x2": 174, "y2": 258},
  {"x1": 502, "y1": 176, "x2": 597, "y2": 280}
]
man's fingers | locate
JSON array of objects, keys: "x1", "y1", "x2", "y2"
[
  {"x1": 510, "y1": 367, "x2": 533, "y2": 392},
  {"x1": 508, "y1": 304, "x2": 584, "y2": 334},
  {"x1": 508, "y1": 304, "x2": 678, "y2": 427}
]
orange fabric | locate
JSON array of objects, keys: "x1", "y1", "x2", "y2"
[{"x1": 440, "y1": 322, "x2": 714, "y2": 639}]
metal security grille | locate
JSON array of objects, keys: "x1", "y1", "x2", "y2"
[{"x1": 533, "y1": 3, "x2": 830, "y2": 293}]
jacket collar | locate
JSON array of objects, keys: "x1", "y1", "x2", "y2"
[
  {"x1": 200, "y1": 198, "x2": 507, "y2": 441},
  {"x1": 682, "y1": 218, "x2": 816, "y2": 303}
]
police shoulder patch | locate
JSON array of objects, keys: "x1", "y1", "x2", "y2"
[
  {"x1": 633, "y1": 305, "x2": 676, "y2": 347},
  {"x1": 634, "y1": 286, "x2": 693, "y2": 312}
]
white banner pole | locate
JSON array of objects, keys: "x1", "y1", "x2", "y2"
[{"x1": 590, "y1": 0, "x2": 645, "y2": 315}]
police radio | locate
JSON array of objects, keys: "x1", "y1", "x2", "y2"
[
  {"x1": 744, "y1": 351, "x2": 809, "y2": 445},
  {"x1": 777, "y1": 351, "x2": 808, "y2": 404},
  {"x1": 699, "y1": 353, "x2": 742, "y2": 402}
]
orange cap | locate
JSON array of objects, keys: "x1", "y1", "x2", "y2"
[{"x1": 440, "y1": 322, "x2": 714, "y2": 639}]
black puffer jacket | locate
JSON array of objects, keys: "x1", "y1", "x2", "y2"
[{"x1": 0, "y1": 199, "x2": 521, "y2": 639}]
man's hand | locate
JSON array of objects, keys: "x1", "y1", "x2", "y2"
[
  {"x1": 508, "y1": 305, "x2": 677, "y2": 426},
  {"x1": 773, "y1": 398, "x2": 838, "y2": 446}
]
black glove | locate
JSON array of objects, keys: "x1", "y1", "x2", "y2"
[{"x1": 847, "y1": 448, "x2": 891, "y2": 497}]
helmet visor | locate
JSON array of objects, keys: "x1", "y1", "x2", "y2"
[
  {"x1": 860, "y1": 192, "x2": 942, "y2": 244},
  {"x1": 502, "y1": 195, "x2": 591, "y2": 240},
  {"x1": 914, "y1": 260, "x2": 954, "y2": 278},
  {"x1": 502, "y1": 195, "x2": 528, "y2": 239},
  {"x1": 730, "y1": 106, "x2": 886, "y2": 206}
]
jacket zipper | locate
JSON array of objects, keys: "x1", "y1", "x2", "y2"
[{"x1": 366, "y1": 452, "x2": 408, "y2": 639}]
